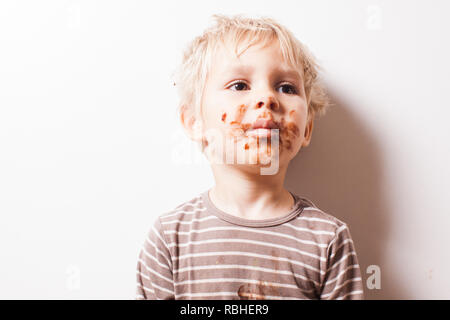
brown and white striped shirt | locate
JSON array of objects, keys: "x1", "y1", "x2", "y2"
[{"x1": 136, "y1": 189, "x2": 364, "y2": 300}]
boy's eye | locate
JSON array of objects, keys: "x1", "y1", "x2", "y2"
[
  {"x1": 278, "y1": 84, "x2": 297, "y2": 95},
  {"x1": 227, "y1": 81, "x2": 298, "y2": 94},
  {"x1": 229, "y1": 81, "x2": 248, "y2": 91}
]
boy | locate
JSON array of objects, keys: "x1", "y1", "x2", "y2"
[{"x1": 136, "y1": 14, "x2": 364, "y2": 300}]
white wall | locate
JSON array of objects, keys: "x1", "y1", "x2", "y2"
[{"x1": 0, "y1": 0, "x2": 449, "y2": 299}]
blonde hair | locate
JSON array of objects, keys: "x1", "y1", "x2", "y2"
[{"x1": 173, "y1": 14, "x2": 331, "y2": 124}]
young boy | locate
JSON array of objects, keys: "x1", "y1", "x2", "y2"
[{"x1": 136, "y1": 14, "x2": 364, "y2": 300}]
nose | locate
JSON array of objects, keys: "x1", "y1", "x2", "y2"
[{"x1": 255, "y1": 95, "x2": 279, "y2": 111}]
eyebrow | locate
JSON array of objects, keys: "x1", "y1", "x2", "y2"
[{"x1": 273, "y1": 67, "x2": 303, "y2": 82}]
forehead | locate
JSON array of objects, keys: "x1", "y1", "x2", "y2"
[{"x1": 209, "y1": 40, "x2": 302, "y2": 80}]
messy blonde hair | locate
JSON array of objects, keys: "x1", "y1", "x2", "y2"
[{"x1": 173, "y1": 14, "x2": 331, "y2": 125}]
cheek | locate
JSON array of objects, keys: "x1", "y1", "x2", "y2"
[
  {"x1": 278, "y1": 110, "x2": 304, "y2": 152},
  {"x1": 220, "y1": 104, "x2": 251, "y2": 134},
  {"x1": 221, "y1": 104, "x2": 247, "y2": 121},
  {"x1": 286, "y1": 122, "x2": 300, "y2": 137},
  {"x1": 236, "y1": 104, "x2": 247, "y2": 122}
]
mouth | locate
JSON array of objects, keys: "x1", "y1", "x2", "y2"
[
  {"x1": 246, "y1": 119, "x2": 280, "y2": 138},
  {"x1": 250, "y1": 119, "x2": 279, "y2": 130},
  {"x1": 246, "y1": 128, "x2": 279, "y2": 138}
]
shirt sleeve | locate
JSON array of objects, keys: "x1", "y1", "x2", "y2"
[
  {"x1": 135, "y1": 216, "x2": 175, "y2": 300},
  {"x1": 320, "y1": 223, "x2": 364, "y2": 300}
]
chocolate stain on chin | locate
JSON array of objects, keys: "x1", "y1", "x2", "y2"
[{"x1": 221, "y1": 104, "x2": 301, "y2": 153}]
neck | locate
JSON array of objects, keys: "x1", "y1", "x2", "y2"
[{"x1": 208, "y1": 163, "x2": 294, "y2": 219}]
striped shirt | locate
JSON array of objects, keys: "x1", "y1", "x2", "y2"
[{"x1": 136, "y1": 189, "x2": 364, "y2": 300}]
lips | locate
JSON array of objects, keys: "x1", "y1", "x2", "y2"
[
  {"x1": 246, "y1": 119, "x2": 280, "y2": 139},
  {"x1": 250, "y1": 119, "x2": 279, "y2": 130}
]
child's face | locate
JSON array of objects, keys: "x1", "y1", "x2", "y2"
[{"x1": 198, "y1": 40, "x2": 313, "y2": 169}]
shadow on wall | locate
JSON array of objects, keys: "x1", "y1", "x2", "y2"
[{"x1": 285, "y1": 87, "x2": 407, "y2": 299}]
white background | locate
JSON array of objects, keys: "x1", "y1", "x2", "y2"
[{"x1": 1, "y1": 0, "x2": 449, "y2": 299}]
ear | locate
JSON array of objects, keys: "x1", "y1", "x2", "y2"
[
  {"x1": 180, "y1": 105, "x2": 203, "y2": 142},
  {"x1": 301, "y1": 112, "x2": 314, "y2": 148}
]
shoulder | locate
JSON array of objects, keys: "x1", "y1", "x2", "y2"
[
  {"x1": 291, "y1": 195, "x2": 351, "y2": 241},
  {"x1": 158, "y1": 193, "x2": 206, "y2": 223},
  {"x1": 149, "y1": 192, "x2": 209, "y2": 241},
  {"x1": 140, "y1": 193, "x2": 206, "y2": 250}
]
